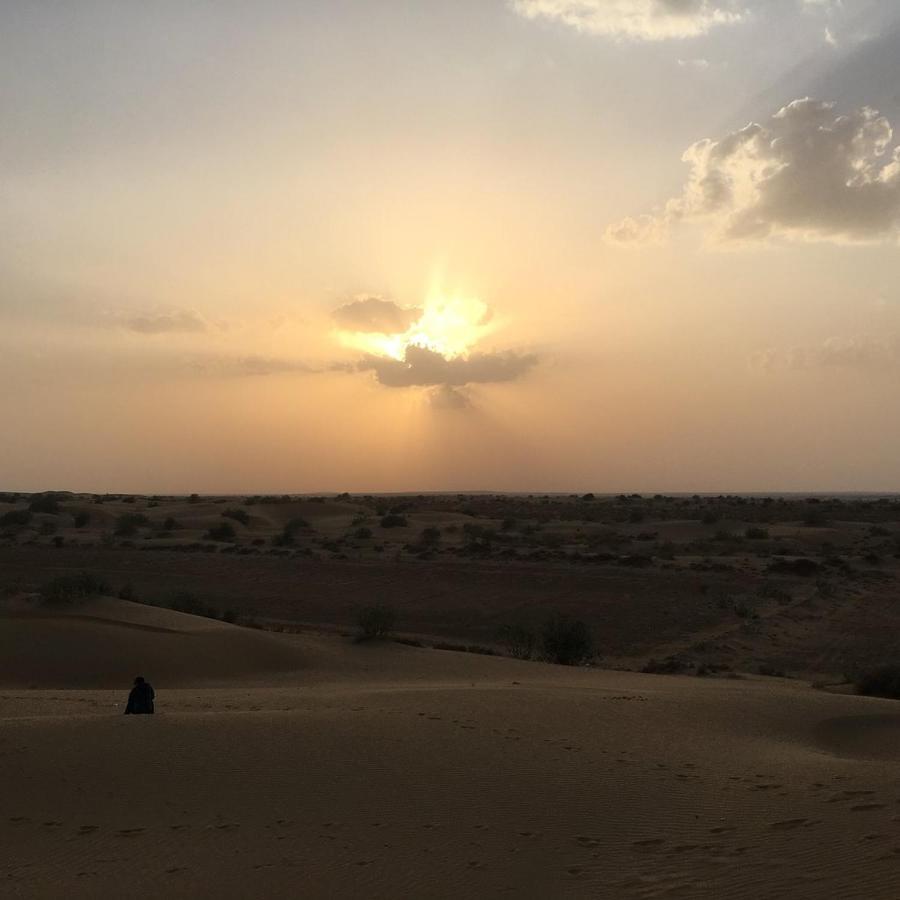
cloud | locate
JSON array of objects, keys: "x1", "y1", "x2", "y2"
[
  {"x1": 190, "y1": 355, "x2": 317, "y2": 377},
  {"x1": 122, "y1": 308, "x2": 210, "y2": 334},
  {"x1": 357, "y1": 345, "x2": 539, "y2": 388},
  {"x1": 511, "y1": 0, "x2": 746, "y2": 41},
  {"x1": 678, "y1": 57, "x2": 711, "y2": 69},
  {"x1": 608, "y1": 98, "x2": 900, "y2": 245},
  {"x1": 331, "y1": 296, "x2": 422, "y2": 334},
  {"x1": 752, "y1": 334, "x2": 900, "y2": 372},
  {"x1": 428, "y1": 384, "x2": 471, "y2": 409}
]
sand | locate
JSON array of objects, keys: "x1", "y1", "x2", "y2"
[{"x1": 4, "y1": 600, "x2": 900, "y2": 898}]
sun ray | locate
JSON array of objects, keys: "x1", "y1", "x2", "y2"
[{"x1": 336, "y1": 291, "x2": 494, "y2": 362}]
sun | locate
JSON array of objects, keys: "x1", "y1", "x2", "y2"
[{"x1": 337, "y1": 291, "x2": 494, "y2": 361}]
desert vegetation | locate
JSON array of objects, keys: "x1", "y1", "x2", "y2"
[{"x1": 0, "y1": 490, "x2": 898, "y2": 678}]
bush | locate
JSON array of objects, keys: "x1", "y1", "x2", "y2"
[
  {"x1": 356, "y1": 604, "x2": 396, "y2": 641},
  {"x1": 642, "y1": 655, "x2": 692, "y2": 675},
  {"x1": 273, "y1": 517, "x2": 310, "y2": 546},
  {"x1": 29, "y1": 494, "x2": 61, "y2": 514},
  {"x1": 73, "y1": 511, "x2": 90, "y2": 528},
  {"x1": 41, "y1": 572, "x2": 111, "y2": 605},
  {"x1": 541, "y1": 614, "x2": 593, "y2": 665},
  {"x1": 745, "y1": 527, "x2": 769, "y2": 540},
  {"x1": 420, "y1": 526, "x2": 441, "y2": 545},
  {"x1": 769, "y1": 557, "x2": 821, "y2": 577},
  {"x1": 205, "y1": 522, "x2": 237, "y2": 542},
  {"x1": 0, "y1": 509, "x2": 32, "y2": 529},
  {"x1": 857, "y1": 666, "x2": 900, "y2": 699},
  {"x1": 222, "y1": 508, "x2": 250, "y2": 526},
  {"x1": 380, "y1": 514, "x2": 408, "y2": 529},
  {"x1": 354, "y1": 526, "x2": 373, "y2": 540},
  {"x1": 115, "y1": 513, "x2": 150, "y2": 537},
  {"x1": 170, "y1": 591, "x2": 217, "y2": 618},
  {"x1": 496, "y1": 624, "x2": 537, "y2": 660}
]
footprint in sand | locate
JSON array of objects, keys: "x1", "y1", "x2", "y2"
[
  {"x1": 709, "y1": 826, "x2": 735, "y2": 834},
  {"x1": 633, "y1": 838, "x2": 666, "y2": 848},
  {"x1": 117, "y1": 828, "x2": 145, "y2": 837},
  {"x1": 78, "y1": 825, "x2": 100, "y2": 834},
  {"x1": 851, "y1": 804, "x2": 887, "y2": 812},
  {"x1": 576, "y1": 836, "x2": 600, "y2": 847},
  {"x1": 771, "y1": 819, "x2": 810, "y2": 830},
  {"x1": 9, "y1": 817, "x2": 28, "y2": 823}
]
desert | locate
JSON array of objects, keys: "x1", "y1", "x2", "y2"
[{"x1": 4, "y1": 492, "x2": 900, "y2": 898}]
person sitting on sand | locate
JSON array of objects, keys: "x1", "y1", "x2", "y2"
[{"x1": 124, "y1": 676, "x2": 155, "y2": 715}]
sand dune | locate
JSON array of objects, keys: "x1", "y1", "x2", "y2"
[
  {"x1": 0, "y1": 599, "x2": 311, "y2": 688},
  {"x1": 4, "y1": 601, "x2": 900, "y2": 898}
]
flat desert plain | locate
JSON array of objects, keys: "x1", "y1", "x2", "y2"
[{"x1": 5, "y1": 596, "x2": 900, "y2": 899}]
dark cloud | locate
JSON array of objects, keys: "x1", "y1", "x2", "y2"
[
  {"x1": 332, "y1": 296, "x2": 422, "y2": 333},
  {"x1": 357, "y1": 344, "x2": 539, "y2": 388},
  {"x1": 428, "y1": 384, "x2": 471, "y2": 409}
]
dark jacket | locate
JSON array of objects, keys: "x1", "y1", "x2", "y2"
[{"x1": 125, "y1": 681, "x2": 155, "y2": 715}]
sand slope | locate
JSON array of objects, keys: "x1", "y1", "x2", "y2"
[{"x1": 4, "y1": 601, "x2": 900, "y2": 898}]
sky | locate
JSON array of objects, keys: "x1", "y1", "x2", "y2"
[{"x1": 3, "y1": 0, "x2": 900, "y2": 493}]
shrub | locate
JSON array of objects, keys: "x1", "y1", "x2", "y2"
[
  {"x1": 745, "y1": 527, "x2": 769, "y2": 540},
  {"x1": 420, "y1": 526, "x2": 441, "y2": 545},
  {"x1": 169, "y1": 591, "x2": 217, "y2": 618},
  {"x1": 115, "y1": 513, "x2": 150, "y2": 537},
  {"x1": 0, "y1": 509, "x2": 32, "y2": 529},
  {"x1": 541, "y1": 614, "x2": 593, "y2": 665},
  {"x1": 857, "y1": 666, "x2": 900, "y2": 700},
  {"x1": 222, "y1": 508, "x2": 250, "y2": 526},
  {"x1": 496, "y1": 624, "x2": 537, "y2": 660},
  {"x1": 380, "y1": 514, "x2": 407, "y2": 529},
  {"x1": 642, "y1": 655, "x2": 692, "y2": 675},
  {"x1": 354, "y1": 526, "x2": 373, "y2": 540},
  {"x1": 73, "y1": 511, "x2": 90, "y2": 528},
  {"x1": 758, "y1": 664, "x2": 787, "y2": 678},
  {"x1": 29, "y1": 494, "x2": 61, "y2": 514},
  {"x1": 206, "y1": 521, "x2": 237, "y2": 542},
  {"x1": 41, "y1": 572, "x2": 111, "y2": 605},
  {"x1": 356, "y1": 604, "x2": 396, "y2": 641},
  {"x1": 273, "y1": 517, "x2": 310, "y2": 546},
  {"x1": 769, "y1": 557, "x2": 821, "y2": 577}
]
